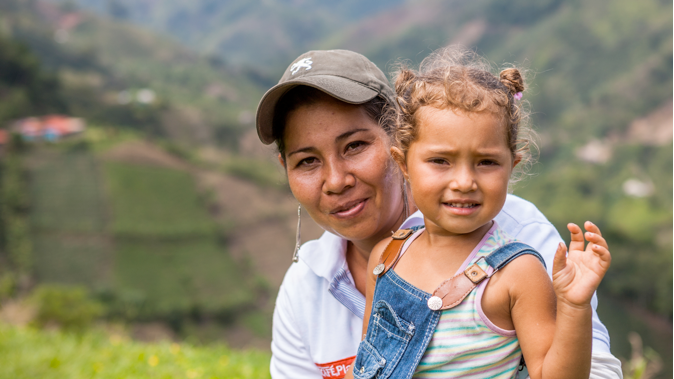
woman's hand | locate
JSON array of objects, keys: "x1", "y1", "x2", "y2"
[{"x1": 552, "y1": 221, "x2": 611, "y2": 308}]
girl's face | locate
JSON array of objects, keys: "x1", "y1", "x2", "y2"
[
  {"x1": 395, "y1": 107, "x2": 518, "y2": 237},
  {"x1": 283, "y1": 97, "x2": 404, "y2": 247}
]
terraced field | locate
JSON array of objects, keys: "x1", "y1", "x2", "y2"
[
  {"x1": 25, "y1": 144, "x2": 265, "y2": 340},
  {"x1": 27, "y1": 149, "x2": 112, "y2": 288}
]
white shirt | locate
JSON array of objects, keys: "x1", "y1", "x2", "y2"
[{"x1": 270, "y1": 194, "x2": 622, "y2": 378}]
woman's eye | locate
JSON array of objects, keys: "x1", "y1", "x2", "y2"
[
  {"x1": 296, "y1": 157, "x2": 318, "y2": 167},
  {"x1": 345, "y1": 141, "x2": 367, "y2": 152}
]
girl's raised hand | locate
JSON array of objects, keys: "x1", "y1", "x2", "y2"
[{"x1": 552, "y1": 221, "x2": 611, "y2": 308}]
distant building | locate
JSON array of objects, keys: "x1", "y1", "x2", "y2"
[
  {"x1": 11, "y1": 115, "x2": 86, "y2": 142},
  {"x1": 0, "y1": 129, "x2": 8, "y2": 156}
]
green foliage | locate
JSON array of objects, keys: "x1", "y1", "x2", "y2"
[
  {"x1": 26, "y1": 147, "x2": 112, "y2": 290},
  {"x1": 30, "y1": 285, "x2": 103, "y2": 331},
  {"x1": 0, "y1": 324, "x2": 271, "y2": 378},
  {"x1": 29, "y1": 150, "x2": 106, "y2": 234},
  {"x1": 111, "y1": 238, "x2": 261, "y2": 319},
  {"x1": 0, "y1": 147, "x2": 32, "y2": 276},
  {"x1": 104, "y1": 162, "x2": 216, "y2": 238},
  {"x1": 622, "y1": 332, "x2": 663, "y2": 379},
  {"x1": 0, "y1": 36, "x2": 66, "y2": 123}
]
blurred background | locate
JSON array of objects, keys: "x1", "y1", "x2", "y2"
[{"x1": 0, "y1": 0, "x2": 671, "y2": 378}]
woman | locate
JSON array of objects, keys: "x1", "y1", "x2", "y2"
[{"x1": 255, "y1": 49, "x2": 622, "y2": 379}]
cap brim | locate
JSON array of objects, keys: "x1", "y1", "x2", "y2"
[{"x1": 256, "y1": 75, "x2": 379, "y2": 145}]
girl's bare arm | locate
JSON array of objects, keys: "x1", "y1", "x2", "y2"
[{"x1": 509, "y1": 222, "x2": 611, "y2": 379}]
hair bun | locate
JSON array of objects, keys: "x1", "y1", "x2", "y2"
[{"x1": 499, "y1": 68, "x2": 524, "y2": 95}]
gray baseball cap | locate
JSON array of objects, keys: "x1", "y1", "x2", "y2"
[{"x1": 255, "y1": 49, "x2": 396, "y2": 145}]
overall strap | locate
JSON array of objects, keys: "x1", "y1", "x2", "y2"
[
  {"x1": 427, "y1": 242, "x2": 545, "y2": 311},
  {"x1": 372, "y1": 228, "x2": 419, "y2": 277},
  {"x1": 485, "y1": 242, "x2": 546, "y2": 271},
  {"x1": 365, "y1": 228, "x2": 418, "y2": 320}
]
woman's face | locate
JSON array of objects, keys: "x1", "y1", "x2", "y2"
[{"x1": 282, "y1": 97, "x2": 404, "y2": 247}]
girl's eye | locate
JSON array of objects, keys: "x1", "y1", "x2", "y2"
[
  {"x1": 479, "y1": 159, "x2": 498, "y2": 166},
  {"x1": 429, "y1": 158, "x2": 448, "y2": 165}
]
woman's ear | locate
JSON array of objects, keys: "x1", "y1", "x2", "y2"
[
  {"x1": 390, "y1": 147, "x2": 409, "y2": 179},
  {"x1": 278, "y1": 153, "x2": 286, "y2": 168}
]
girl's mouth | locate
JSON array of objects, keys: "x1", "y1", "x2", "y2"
[
  {"x1": 331, "y1": 199, "x2": 368, "y2": 218},
  {"x1": 443, "y1": 201, "x2": 481, "y2": 215},
  {"x1": 445, "y1": 202, "x2": 478, "y2": 208}
]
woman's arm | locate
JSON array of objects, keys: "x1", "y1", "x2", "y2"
[{"x1": 271, "y1": 284, "x2": 324, "y2": 378}]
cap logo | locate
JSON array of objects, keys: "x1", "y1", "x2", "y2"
[{"x1": 290, "y1": 57, "x2": 313, "y2": 75}]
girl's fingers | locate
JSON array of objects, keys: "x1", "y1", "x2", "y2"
[
  {"x1": 567, "y1": 223, "x2": 585, "y2": 253},
  {"x1": 584, "y1": 221, "x2": 602, "y2": 236},
  {"x1": 591, "y1": 244, "x2": 612, "y2": 266},
  {"x1": 585, "y1": 231, "x2": 609, "y2": 249},
  {"x1": 552, "y1": 242, "x2": 567, "y2": 276}
]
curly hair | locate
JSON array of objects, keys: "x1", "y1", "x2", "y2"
[{"x1": 390, "y1": 47, "x2": 535, "y2": 182}]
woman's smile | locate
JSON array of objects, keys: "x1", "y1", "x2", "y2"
[{"x1": 329, "y1": 198, "x2": 369, "y2": 219}]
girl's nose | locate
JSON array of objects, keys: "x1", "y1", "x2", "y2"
[
  {"x1": 449, "y1": 166, "x2": 477, "y2": 192},
  {"x1": 323, "y1": 159, "x2": 356, "y2": 194}
]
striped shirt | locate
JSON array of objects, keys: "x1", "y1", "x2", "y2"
[{"x1": 414, "y1": 223, "x2": 522, "y2": 378}]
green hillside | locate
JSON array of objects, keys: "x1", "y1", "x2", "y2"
[
  {"x1": 1, "y1": 0, "x2": 266, "y2": 145},
  {"x1": 60, "y1": 0, "x2": 406, "y2": 76}
]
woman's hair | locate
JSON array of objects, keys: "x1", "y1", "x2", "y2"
[
  {"x1": 272, "y1": 86, "x2": 394, "y2": 162},
  {"x1": 391, "y1": 46, "x2": 535, "y2": 181}
]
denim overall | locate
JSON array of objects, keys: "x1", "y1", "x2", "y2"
[{"x1": 352, "y1": 235, "x2": 546, "y2": 379}]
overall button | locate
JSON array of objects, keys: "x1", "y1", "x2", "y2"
[
  {"x1": 373, "y1": 263, "x2": 385, "y2": 275},
  {"x1": 427, "y1": 296, "x2": 442, "y2": 310}
]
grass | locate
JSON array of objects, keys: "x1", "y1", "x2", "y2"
[
  {"x1": 0, "y1": 323, "x2": 271, "y2": 379},
  {"x1": 104, "y1": 162, "x2": 216, "y2": 238}
]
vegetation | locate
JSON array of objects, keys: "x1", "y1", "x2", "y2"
[
  {"x1": 104, "y1": 163, "x2": 216, "y2": 238},
  {"x1": 622, "y1": 332, "x2": 663, "y2": 379},
  {"x1": 0, "y1": 0, "x2": 265, "y2": 144},
  {"x1": 30, "y1": 284, "x2": 103, "y2": 331},
  {"x1": 0, "y1": 35, "x2": 66, "y2": 122},
  {"x1": 0, "y1": 323, "x2": 271, "y2": 379}
]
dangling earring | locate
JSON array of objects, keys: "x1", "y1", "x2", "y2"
[
  {"x1": 402, "y1": 178, "x2": 410, "y2": 220},
  {"x1": 292, "y1": 204, "x2": 301, "y2": 263}
]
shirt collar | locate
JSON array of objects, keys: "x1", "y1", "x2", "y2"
[
  {"x1": 299, "y1": 212, "x2": 425, "y2": 280},
  {"x1": 298, "y1": 230, "x2": 348, "y2": 281}
]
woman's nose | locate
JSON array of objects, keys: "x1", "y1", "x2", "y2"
[
  {"x1": 322, "y1": 158, "x2": 355, "y2": 194},
  {"x1": 449, "y1": 166, "x2": 477, "y2": 192}
]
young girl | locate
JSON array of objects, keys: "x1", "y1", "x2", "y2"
[{"x1": 346, "y1": 48, "x2": 611, "y2": 379}]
